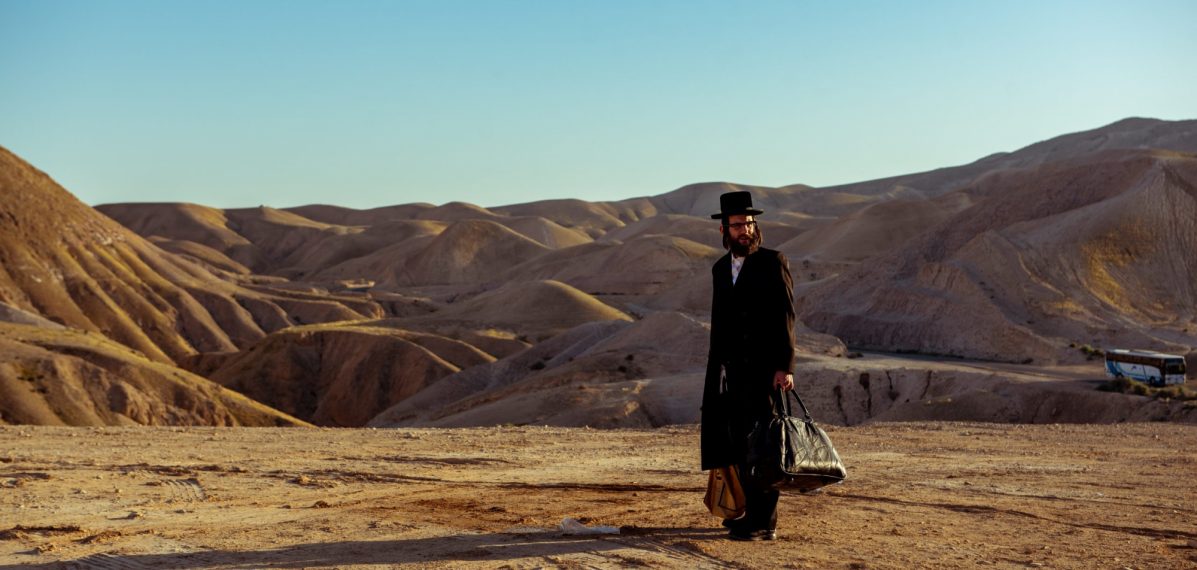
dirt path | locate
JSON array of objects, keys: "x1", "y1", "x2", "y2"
[{"x1": 2, "y1": 423, "x2": 1195, "y2": 569}]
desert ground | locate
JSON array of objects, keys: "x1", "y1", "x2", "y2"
[
  {"x1": 4, "y1": 119, "x2": 1197, "y2": 570},
  {"x1": 3, "y1": 422, "x2": 1196, "y2": 570}
]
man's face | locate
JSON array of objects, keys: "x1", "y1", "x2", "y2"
[{"x1": 722, "y1": 214, "x2": 757, "y2": 248}]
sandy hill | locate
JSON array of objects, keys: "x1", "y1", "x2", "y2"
[
  {"x1": 94, "y1": 202, "x2": 250, "y2": 252},
  {"x1": 108, "y1": 202, "x2": 591, "y2": 285},
  {"x1": 413, "y1": 201, "x2": 500, "y2": 221},
  {"x1": 600, "y1": 213, "x2": 803, "y2": 250},
  {"x1": 628, "y1": 118, "x2": 1197, "y2": 223},
  {"x1": 283, "y1": 218, "x2": 558, "y2": 288},
  {"x1": 283, "y1": 203, "x2": 435, "y2": 225},
  {"x1": 99, "y1": 203, "x2": 432, "y2": 283},
  {"x1": 369, "y1": 311, "x2": 847, "y2": 429},
  {"x1": 147, "y1": 236, "x2": 252, "y2": 275},
  {"x1": 807, "y1": 117, "x2": 1197, "y2": 204},
  {"x1": 503, "y1": 235, "x2": 723, "y2": 297},
  {"x1": 0, "y1": 148, "x2": 246, "y2": 363},
  {"x1": 369, "y1": 312, "x2": 706, "y2": 428},
  {"x1": 0, "y1": 322, "x2": 305, "y2": 426},
  {"x1": 798, "y1": 149, "x2": 1197, "y2": 362},
  {"x1": 207, "y1": 323, "x2": 496, "y2": 426},
  {"x1": 492, "y1": 198, "x2": 632, "y2": 237},
  {"x1": 398, "y1": 280, "x2": 633, "y2": 340},
  {"x1": 396, "y1": 220, "x2": 552, "y2": 285},
  {"x1": 777, "y1": 194, "x2": 965, "y2": 263},
  {"x1": 0, "y1": 146, "x2": 381, "y2": 363},
  {"x1": 632, "y1": 182, "x2": 781, "y2": 217},
  {"x1": 494, "y1": 216, "x2": 593, "y2": 248}
]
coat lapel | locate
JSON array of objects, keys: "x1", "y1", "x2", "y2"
[{"x1": 715, "y1": 253, "x2": 733, "y2": 292}]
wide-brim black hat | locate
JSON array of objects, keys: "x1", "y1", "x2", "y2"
[{"x1": 710, "y1": 190, "x2": 764, "y2": 219}]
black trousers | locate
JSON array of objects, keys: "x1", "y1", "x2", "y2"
[
  {"x1": 732, "y1": 429, "x2": 780, "y2": 530},
  {"x1": 724, "y1": 363, "x2": 781, "y2": 531}
]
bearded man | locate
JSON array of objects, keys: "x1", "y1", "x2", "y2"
[{"x1": 701, "y1": 190, "x2": 796, "y2": 541}]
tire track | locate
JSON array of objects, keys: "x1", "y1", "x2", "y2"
[
  {"x1": 164, "y1": 477, "x2": 207, "y2": 502},
  {"x1": 64, "y1": 552, "x2": 156, "y2": 570}
]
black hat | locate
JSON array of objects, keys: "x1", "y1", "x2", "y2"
[{"x1": 710, "y1": 191, "x2": 764, "y2": 219}]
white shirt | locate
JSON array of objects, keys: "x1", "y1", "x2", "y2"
[{"x1": 731, "y1": 255, "x2": 745, "y2": 284}]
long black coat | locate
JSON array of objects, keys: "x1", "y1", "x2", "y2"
[{"x1": 700, "y1": 247, "x2": 796, "y2": 470}]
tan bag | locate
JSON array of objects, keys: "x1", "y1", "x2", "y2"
[{"x1": 703, "y1": 465, "x2": 746, "y2": 519}]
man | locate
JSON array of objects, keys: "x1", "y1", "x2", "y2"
[{"x1": 701, "y1": 190, "x2": 796, "y2": 541}]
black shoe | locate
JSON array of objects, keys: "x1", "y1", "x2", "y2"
[
  {"x1": 728, "y1": 527, "x2": 777, "y2": 541},
  {"x1": 721, "y1": 517, "x2": 746, "y2": 529}
]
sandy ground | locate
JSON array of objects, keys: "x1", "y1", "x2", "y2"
[{"x1": 1, "y1": 422, "x2": 1195, "y2": 569}]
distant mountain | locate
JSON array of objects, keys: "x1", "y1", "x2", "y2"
[
  {"x1": 0, "y1": 145, "x2": 383, "y2": 425},
  {"x1": 799, "y1": 148, "x2": 1197, "y2": 362},
  {"x1": 61, "y1": 116, "x2": 1197, "y2": 425}
]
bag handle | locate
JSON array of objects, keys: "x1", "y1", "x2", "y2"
[{"x1": 772, "y1": 385, "x2": 813, "y2": 422}]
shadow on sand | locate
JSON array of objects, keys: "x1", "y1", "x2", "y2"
[{"x1": 1, "y1": 526, "x2": 726, "y2": 569}]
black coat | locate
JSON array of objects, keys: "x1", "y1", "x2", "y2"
[{"x1": 700, "y1": 247, "x2": 796, "y2": 470}]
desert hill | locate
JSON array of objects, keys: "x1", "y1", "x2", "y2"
[
  {"x1": 201, "y1": 280, "x2": 631, "y2": 427},
  {"x1": 799, "y1": 149, "x2": 1197, "y2": 362},
  {"x1": 9, "y1": 117, "x2": 1197, "y2": 430},
  {"x1": 0, "y1": 146, "x2": 392, "y2": 426},
  {"x1": 502, "y1": 235, "x2": 723, "y2": 299},
  {"x1": 0, "y1": 322, "x2": 306, "y2": 426},
  {"x1": 207, "y1": 323, "x2": 496, "y2": 426},
  {"x1": 795, "y1": 117, "x2": 1197, "y2": 210},
  {"x1": 370, "y1": 311, "x2": 851, "y2": 429},
  {"x1": 776, "y1": 194, "x2": 964, "y2": 262},
  {"x1": 283, "y1": 203, "x2": 435, "y2": 225},
  {"x1": 491, "y1": 198, "x2": 642, "y2": 237},
  {"x1": 398, "y1": 279, "x2": 633, "y2": 340},
  {"x1": 0, "y1": 147, "x2": 244, "y2": 363}
]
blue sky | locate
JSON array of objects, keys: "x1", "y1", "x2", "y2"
[{"x1": 2, "y1": 0, "x2": 1194, "y2": 209}]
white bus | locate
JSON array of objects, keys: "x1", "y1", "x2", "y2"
[{"x1": 1104, "y1": 349, "x2": 1187, "y2": 387}]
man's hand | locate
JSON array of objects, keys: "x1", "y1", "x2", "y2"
[{"x1": 773, "y1": 371, "x2": 794, "y2": 391}]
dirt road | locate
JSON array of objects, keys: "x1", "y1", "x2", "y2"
[{"x1": 2, "y1": 422, "x2": 1195, "y2": 569}]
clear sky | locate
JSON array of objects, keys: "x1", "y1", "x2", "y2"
[{"x1": 2, "y1": 0, "x2": 1195, "y2": 209}]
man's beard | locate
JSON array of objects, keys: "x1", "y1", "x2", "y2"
[{"x1": 724, "y1": 229, "x2": 762, "y2": 257}]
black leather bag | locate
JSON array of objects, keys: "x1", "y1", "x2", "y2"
[{"x1": 746, "y1": 388, "x2": 847, "y2": 492}]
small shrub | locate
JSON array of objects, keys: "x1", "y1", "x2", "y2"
[
  {"x1": 1097, "y1": 377, "x2": 1197, "y2": 400},
  {"x1": 1078, "y1": 344, "x2": 1104, "y2": 357}
]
